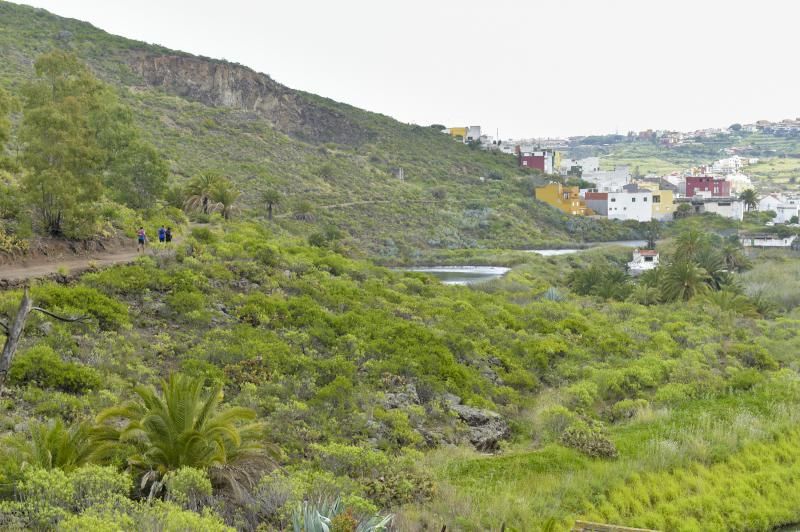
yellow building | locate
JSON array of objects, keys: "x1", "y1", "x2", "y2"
[
  {"x1": 445, "y1": 127, "x2": 468, "y2": 140},
  {"x1": 535, "y1": 182, "x2": 593, "y2": 216},
  {"x1": 651, "y1": 189, "x2": 676, "y2": 220},
  {"x1": 635, "y1": 182, "x2": 677, "y2": 220}
]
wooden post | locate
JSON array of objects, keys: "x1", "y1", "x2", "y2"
[{"x1": 0, "y1": 286, "x2": 34, "y2": 386}]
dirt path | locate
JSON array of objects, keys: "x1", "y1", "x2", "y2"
[{"x1": 0, "y1": 231, "x2": 192, "y2": 285}]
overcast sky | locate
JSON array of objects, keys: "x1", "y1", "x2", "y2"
[{"x1": 15, "y1": 0, "x2": 800, "y2": 138}]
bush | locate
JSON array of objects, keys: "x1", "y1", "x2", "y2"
[
  {"x1": 560, "y1": 422, "x2": 618, "y2": 458},
  {"x1": 69, "y1": 465, "x2": 132, "y2": 511},
  {"x1": 8, "y1": 345, "x2": 101, "y2": 393},
  {"x1": 165, "y1": 467, "x2": 212, "y2": 511}
]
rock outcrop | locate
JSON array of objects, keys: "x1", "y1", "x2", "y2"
[
  {"x1": 130, "y1": 54, "x2": 373, "y2": 145},
  {"x1": 444, "y1": 394, "x2": 510, "y2": 452}
]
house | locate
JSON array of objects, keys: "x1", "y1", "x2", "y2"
[
  {"x1": 725, "y1": 173, "x2": 753, "y2": 194},
  {"x1": 632, "y1": 181, "x2": 675, "y2": 221},
  {"x1": 711, "y1": 156, "x2": 746, "y2": 175},
  {"x1": 758, "y1": 193, "x2": 800, "y2": 223},
  {"x1": 444, "y1": 127, "x2": 468, "y2": 141},
  {"x1": 607, "y1": 191, "x2": 653, "y2": 222},
  {"x1": 584, "y1": 191, "x2": 609, "y2": 215},
  {"x1": 627, "y1": 249, "x2": 659, "y2": 275},
  {"x1": 520, "y1": 150, "x2": 557, "y2": 173},
  {"x1": 582, "y1": 166, "x2": 631, "y2": 192},
  {"x1": 741, "y1": 234, "x2": 797, "y2": 248},
  {"x1": 466, "y1": 126, "x2": 481, "y2": 142},
  {"x1": 686, "y1": 176, "x2": 731, "y2": 198},
  {"x1": 558, "y1": 156, "x2": 600, "y2": 176},
  {"x1": 535, "y1": 183, "x2": 593, "y2": 216},
  {"x1": 678, "y1": 197, "x2": 744, "y2": 220}
]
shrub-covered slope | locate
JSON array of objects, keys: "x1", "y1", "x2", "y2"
[{"x1": 0, "y1": 1, "x2": 640, "y2": 254}]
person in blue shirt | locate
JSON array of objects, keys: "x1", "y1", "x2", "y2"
[{"x1": 158, "y1": 225, "x2": 166, "y2": 244}]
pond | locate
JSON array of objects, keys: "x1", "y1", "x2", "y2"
[{"x1": 403, "y1": 266, "x2": 511, "y2": 285}]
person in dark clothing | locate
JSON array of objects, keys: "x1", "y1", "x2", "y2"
[
  {"x1": 165, "y1": 227, "x2": 173, "y2": 243},
  {"x1": 158, "y1": 226, "x2": 166, "y2": 244}
]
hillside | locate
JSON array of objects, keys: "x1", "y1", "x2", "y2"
[
  {"x1": 0, "y1": 1, "x2": 639, "y2": 255},
  {"x1": 4, "y1": 4, "x2": 800, "y2": 532}
]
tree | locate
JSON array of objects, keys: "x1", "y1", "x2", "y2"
[
  {"x1": 184, "y1": 171, "x2": 225, "y2": 215},
  {"x1": 739, "y1": 189, "x2": 758, "y2": 212},
  {"x1": 93, "y1": 374, "x2": 268, "y2": 494},
  {"x1": 0, "y1": 287, "x2": 89, "y2": 387},
  {"x1": 673, "y1": 228, "x2": 708, "y2": 262},
  {"x1": 0, "y1": 86, "x2": 16, "y2": 149},
  {"x1": 721, "y1": 238, "x2": 750, "y2": 272},
  {"x1": 644, "y1": 220, "x2": 661, "y2": 250},
  {"x1": 109, "y1": 139, "x2": 169, "y2": 209},
  {"x1": 20, "y1": 51, "x2": 108, "y2": 235},
  {"x1": 261, "y1": 189, "x2": 281, "y2": 221},
  {"x1": 673, "y1": 203, "x2": 693, "y2": 219},
  {"x1": 208, "y1": 180, "x2": 240, "y2": 220},
  {"x1": 729, "y1": 123, "x2": 742, "y2": 132},
  {"x1": 661, "y1": 260, "x2": 710, "y2": 302}
]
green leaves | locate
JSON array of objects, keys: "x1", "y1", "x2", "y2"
[{"x1": 94, "y1": 374, "x2": 267, "y2": 482}]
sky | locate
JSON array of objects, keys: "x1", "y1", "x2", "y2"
[{"x1": 14, "y1": 0, "x2": 800, "y2": 138}]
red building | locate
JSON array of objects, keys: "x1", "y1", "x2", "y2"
[
  {"x1": 685, "y1": 176, "x2": 730, "y2": 198},
  {"x1": 519, "y1": 150, "x2": 555, "y2": 173}
]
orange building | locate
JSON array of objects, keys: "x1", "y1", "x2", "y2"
[{"x1": 534, "y1": 182, "x2": 593, "y2": 216}]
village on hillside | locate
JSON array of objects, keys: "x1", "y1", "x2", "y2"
[{"x1": 443, "y1": 122, "x2": 800, "y2": 251}]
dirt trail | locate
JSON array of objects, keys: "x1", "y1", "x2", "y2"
[
  {"x1": 0, "y1": 245, "x2": 144, "y2": 283},
  {"x1": 0, "y1": 230, "x2": 192, "y2": 285}
]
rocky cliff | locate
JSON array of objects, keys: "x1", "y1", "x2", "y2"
[{"x1": 130, "y1": 54, "x2": 372, "y2": 145}]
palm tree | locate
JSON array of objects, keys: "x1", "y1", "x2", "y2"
[
  {"x1": 661, "y1": 260, "x2": 711, "y2": 301},
  {"x1": 261, "y1": 189, "x2": 281, "y2": 221},
  {"x1": 721, "y1": 238, "x2": 751, "y2": 272},
  {"x1": 644, "y1": 220, "x2": 661, "y2": 250},
  {"x1": 13, "y1": 419, "x2": 94, "y2": 471},
  {"x1": 739, "y1": 188, "x2": 758, "y2": 212},
  {"x1": 184, "y1": 171, "x2": 224, "y2": 215},
  {"x1": 701, "y1": 289, "x2": 759, "y2": 318},
  {"x1": 673, "y1": 228, "x2": 708, "y2": 262},
  {"x1": 208, "y1": 181, "x2": 240, "y2": 220},
  {"x1": 694, "y1": 247, "x2": 728, "y2": 290},
  {"x1": 93, "y1": 374, "x2": 268, "y2": 493}
]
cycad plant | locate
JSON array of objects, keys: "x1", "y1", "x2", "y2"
[
  {"x1": 93, "y1": 374, "x2": 267, "y2": 496},
  {"x1": 184, "y1": 171, "x2": 224, "y2": 215},
  {"x1": 14, "y1": 419, "x2": 94, "y2": 472}
]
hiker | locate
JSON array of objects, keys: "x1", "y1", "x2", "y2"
[
  {"x1": 158, "y1": 225, "x2": 166, "y2": 244},
  {"x1": 165, "y1": 227, "x2": 173, "y2": 243},
  {"x1": 136, "y1": 227, "x2": 147, "y2": 252}
]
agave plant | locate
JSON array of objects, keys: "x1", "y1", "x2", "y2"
[
  {"x1": 291, "y1": 498, "x2": 393, "y2": 532},
  {"x1": 93, "y1": 374, "x2": 268, "y2": 497}
]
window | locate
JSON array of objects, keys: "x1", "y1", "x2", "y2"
[
  {"x1": 643, "y1": 197, "x2": 648, "y2": 202},
  {"x1": 610, "y1": 197, "x2": 616, "y2": 202},
  {"x1": 631, "y1": 198, "x2": 636, "y2": 202},
  {"x1": 653, "y1": 195, "x2": 661, "y2": 203}
]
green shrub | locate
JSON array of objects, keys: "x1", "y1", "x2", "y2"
[
  {"x1": 9, "y1": 345, "x2": 101, "y2": 393},
  {"x1": 610, "y1": 398, "x2": 649, "y2": 422},
  {"x1": 165, "y1": 467, "x2": 212, "y2": 511},
  {"x1": 69, "y1": 465, "x2": 132, "y2": 511},
  {"x1": 560, "y1": 422, "x2": 618, "y2": 458}
]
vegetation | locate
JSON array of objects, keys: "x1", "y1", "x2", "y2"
[{"x1": 2, "y1": 3, "x2": 800, "y2": 531}]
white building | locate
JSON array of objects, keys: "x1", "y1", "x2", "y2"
[
  {"x1": 686, "y1": 198, "x2": 744, "y2": 220},
  {"x1": 607, "y1": 191, "x2": 653, "y2": 222},
  {"x1": 584, "y1": 166, "x2": 631, "y2": 192},
  {"x1": 711, "y1": 156, "x2": 746, "y2": 175},
  {"x1": 725, "y1": 173, "x2": 753, "y2": 194},
  {"x1": 559, "y1": 156, "x2": 600, "y2": 176},
  {"x1": 741, "y1": 234, "x2": 797, "y2": 248},
  {"x1": 759, "y1": 193, "x2": 800, "y2": 223},
  {"x1": 627, "y1": 249, "x2": 660, "y2": 275},
  {"x1": 466, "y1": 126, "x2": 481, "y2": 142}
]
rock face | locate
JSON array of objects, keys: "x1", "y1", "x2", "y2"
[
  {"x1": 130, "y1": 54, "x2": 373, "y2": 145},
  {"x1": 449, "y1": 402, "x2": 510, "y2": 452}
]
